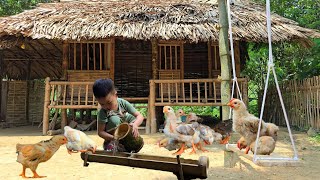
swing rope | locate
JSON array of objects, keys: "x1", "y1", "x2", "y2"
[
  {"x1": 226, "y1": 0, "x2": 243, "y2": 120},
  {"x1": 253, "y1": 0, "x2": 299, "y2": 162}
]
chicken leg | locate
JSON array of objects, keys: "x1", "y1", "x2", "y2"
[
  {"x1": 19, "y1": 165, "x2": 27, "y2": 178},
  {"x1": 196, "y1": 142, "x2": 208, "y2": 152},
  {"x1": 189, "y1": 143, "x2": 197, "y2": 154},
  {"x1": 220, "y1": 135, "x2": 231, "y2": 144},
  {"x1": 31, "y1": 170, "x2": 46, "y2": 178},
  {"x1": 173, "y1": 143, "x2": 186, "y2": 155},
  {"x1": 245, "y1": 146, "x2": 250, "y2": 154}
]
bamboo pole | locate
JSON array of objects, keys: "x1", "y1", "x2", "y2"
[
  {"x1": 218, "y1": 0, "x2": 231, "y2": 121},
  {"x1": 42, "y1": 77, "x2": 51, "y2": 135},
  {"x1": 149, "y1": 80, "x2": 157, "y2": 133}
]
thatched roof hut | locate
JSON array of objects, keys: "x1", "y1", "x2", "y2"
[
  {"x1": 0, "y1": 0, "x2": 319, "y2": 47},
  {"x1": 0, "y1": 0, "x2": 318, "y2": 80}
]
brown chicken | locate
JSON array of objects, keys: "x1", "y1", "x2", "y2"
[
  {"x1": 238, "y1": 136, "x2": 276, "y2": 155},
  {"x1": 249, "y1": 136, "x2": 276, "y2": 155},
  {"x1": 16, "y1": 135, "x2": 67, "y2": 178},
  {"x1": 265, "y1": 122, "x2": 279, "y2": 141},
  {"x1": 227, "y1": 98, "x2": 268, "y2": 154}
]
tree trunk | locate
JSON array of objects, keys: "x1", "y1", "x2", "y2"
[{"x1": 218, "y1": 0, "x2": 231, "y2": 121}]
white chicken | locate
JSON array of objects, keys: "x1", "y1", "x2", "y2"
[
  {"x1": 227, "y1": 98, "x2": 268, "y2": 154},
  {"x1": 64, "y1": 126, "x2": 97, "y2": 154},
  {"x1": 163, "y1": 106, "x2": 200, "y2": 155}
]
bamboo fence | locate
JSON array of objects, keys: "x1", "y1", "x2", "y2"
[{"x1": 263, "y1": 75, "x2": 320, "y2": 130}]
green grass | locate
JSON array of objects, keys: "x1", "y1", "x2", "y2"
[{"x1": 309, "y1": 134, "x2": 320, "y2": 143}]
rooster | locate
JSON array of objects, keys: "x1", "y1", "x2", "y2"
[
  {"x1": 64, "y1": 126, "x2": 97, "y2": 154},
  {"x1": 227, "y1": 98, "x2": 268, "y2": 154},
  {"x1": 16, "y1": 135, "x2": 67, "y2": 178}
]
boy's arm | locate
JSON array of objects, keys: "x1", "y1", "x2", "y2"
[
  {"x1": 130, "y1": 111, "x2": 144, "y2": 138},
  {"x1": 97, "y1": 123, "x2": 114, "y2": 141}
]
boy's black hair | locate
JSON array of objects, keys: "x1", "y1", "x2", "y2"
[{"x1": 93, "y1": 78, "x2": 116, "y2": 98}]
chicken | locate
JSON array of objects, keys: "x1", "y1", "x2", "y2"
[
  {"x1": 213, "y1": 119, "x2": 233, "y2": 144},
  {"x1": 64, "y1": 126, "x2": 97, "y2": 154},
  {"x1": 163, "y1": 106, "x2": 201, "y2": 155},
  {"x1": 227, "y1": 98, "x2": 268, "y2": 154},
  {"x1": 265, "y1": 122, "x2": 279, "y2": 141},
  {"x1": 186, "y1": 112, "x2": 203, "y2": 124},
  {"x1": 175, "y1": 109, "x2": 185, "y2": 123},
  {"x1": 249, "y1": 136, "x2": 276, "y2": 155},
  {"x1": 237, "y1": 136, "x2": 248, "y2": 150},
  {"x1": 238, "y1": 136, "x2": 276, "y2": 155},
  {"x1": 16, "y1": 135, "x2": 67, "y2": 178},
  {"x1": 159, "y1": 137, "x2": 187, "y2": 151}
]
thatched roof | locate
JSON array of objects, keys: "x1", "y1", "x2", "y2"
[{"x1": 0, "y1": 0, "x2": 319, "y2": 48}]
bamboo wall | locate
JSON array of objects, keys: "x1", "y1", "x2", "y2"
[
  {"x1": 5, "y1": 81, "x2": 28, "y2": 125},
  {"x1": 1, "y1": 80, "x2": 45, "y2": 125},
  {"x1": 115, "y1": 39, "x2": 152, "y2": 98},
  {"x1": 28, "y1": 80, "x2": 45, "y2": 125},
  {"x1": 262, "y1": 75, "x2": 320, "y2": 130}
]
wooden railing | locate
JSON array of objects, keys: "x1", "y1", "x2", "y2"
[
  {"x1": 150, "y1": 78, "x2": 248, "y2": 106},
  {"x1": 147, "y1": 78, "x2": 248, "y2": 133}
]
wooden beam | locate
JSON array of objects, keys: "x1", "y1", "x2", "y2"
[
  {"x1": 234, "y1": 41, "x2": 241, "y2": 77},
  {"x1": 151, "y1": 39, "x2": 158, "y2": 80},
  {"x1": 110, "y1": 38, "x2": 115, "y2": 80},
  {"x1": 149, "y1": 80, "x2": 157, "y2": 133},
  {"x1": 3, "y1": 58, "x2": 60, "y2": 62},
  {"x1": 43, "y1": 77, "x2": 51, "y2": 135},
  {"x1": 0, "y1": 50, "x2": 3, "y2": 119},
  {"x1": 62, "y1": 42, "x2": 69, "y2": 80},
  {"x1": 180, "y1": 42, "x2": 184, "y2": 79}
]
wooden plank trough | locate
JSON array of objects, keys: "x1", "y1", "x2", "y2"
[
  {"x1": 225, "y1": 144, "x2": 301, "y2": 167},
  {"x1": 81, "y1": 150, "x2": 209, "y2": 180}
]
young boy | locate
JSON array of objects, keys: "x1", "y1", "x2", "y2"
[{"x1": 93, "y1": 78, "x2": 144, "y2": 151}]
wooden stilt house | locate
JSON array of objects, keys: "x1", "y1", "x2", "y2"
[{"x1": 0, "y1": 0, "x2": 319, "y2": 134}]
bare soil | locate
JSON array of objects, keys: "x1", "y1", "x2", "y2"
[{"x1": 0, "y1": 126, "x2": 319, "y2": 180}]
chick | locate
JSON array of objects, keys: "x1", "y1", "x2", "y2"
[
  {"x1": 16, "y1": 135, "x2": 67, "y2": 178},
  {"x1": 64, "y1": 126, "x2": 97, "y2": 154}
]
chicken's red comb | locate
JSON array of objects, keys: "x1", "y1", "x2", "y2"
[{"x1": 229, "y1": 98, "x2": 237, "y2": 103}]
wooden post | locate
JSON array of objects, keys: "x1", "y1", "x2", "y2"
[
  {"x1": 234, "y1": 41, "x2": 241, "y2": 77},
  {"x1": 218, "y1": 0, "x2": 231, "y2": 121},
  {"x1": 243, "y1": 78, "x2": 248, "y2": 106},
  {"x1": 224, "y1": 150, "x2": 239, "y2": 168},
  {"x1": 146, "y1": 96, "x2": 151, "y2": 134},
  {"x1": 0, "y1": 50, "x2": 3, "y2": 120},
  {"x1": 151, "y1": 39, "x2": 158, "y2": 80},
  {"x1": 62, "y1": 42, "x2": 69, "y2": 80},
  {"x1": 43, "y1": 77, "x2": 51, "y2": 135},
  {"x1": 110, "y1": 38, "x2": 115, "y2": 80},
  {"x1": 149, "y1": 80, "x2": 157, "y2": 133},
  {"x1": 61, "y1": 109, "x2": 67, "y2": 128}
]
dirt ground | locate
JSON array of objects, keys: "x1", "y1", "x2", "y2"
[{"x1": 0, "y1": 126, "x2": 319, "y2": 180}]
